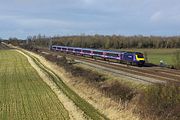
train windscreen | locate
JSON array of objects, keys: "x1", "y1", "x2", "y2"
[{"x1": 137, "y1": 53, "x2": 144, "y2": 58}]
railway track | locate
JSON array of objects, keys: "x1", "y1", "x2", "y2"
[
  {"x1": 75, "y1": 59, "x2": 164, "y2": 84},
  {"x1": 41, "y1": 50, "x2": 180, "y2": 85},
  {"x1": 74, "y1": 56, "x2": 180, "y2": 83}
]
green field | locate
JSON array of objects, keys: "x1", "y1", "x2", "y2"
[
  {"x1": 122, "y1": 48, "x2": 180, "y2": 66},
  {"x1": 0, "y1": 50, "x2": 69, "y2": 120}
]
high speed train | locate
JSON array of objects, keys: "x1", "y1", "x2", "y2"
[{"x1": 51, "y1": 45, "x2": 145, "y2": 66}]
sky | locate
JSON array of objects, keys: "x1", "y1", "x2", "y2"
[{"x1": 0, "y1": 0, "x2": 180, "y2": 39}]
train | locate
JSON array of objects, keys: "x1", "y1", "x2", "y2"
[{"x1": 51, "y1": 45, "x2": 145, "y2": 66}]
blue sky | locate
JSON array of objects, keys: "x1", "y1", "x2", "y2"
[{"x1": 0, "y1": 0, "x2": 180, "y2": 39}]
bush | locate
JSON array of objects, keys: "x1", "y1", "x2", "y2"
[
  {"x1": 100, "y1": 81, "x2": 136, "y2": 102},
  {"x1": 44, "y1": 54, "x2": 57, "y2": 62},
  {"x1": 43, "y1": 53, "x2": 105, "y2": 83},
  {"x1": 174, "y1": 50, "x2": 180, "y2": 69},
  {"x1": 139, "y1": 83, "x2": 180, "y2": 120},
  {"x1": 69, "y1": 66, "x2": 105, "y2": 82}
]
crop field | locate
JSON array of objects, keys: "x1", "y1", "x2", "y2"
[{"x1": 0, "y1": 50, "x2": 69, "y2": 120}]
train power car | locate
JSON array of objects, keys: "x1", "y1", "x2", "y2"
[{"x1": 51, "y1": 45, "x2": 145, "y2": 66}]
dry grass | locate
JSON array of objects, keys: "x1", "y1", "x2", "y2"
[
  {"x1": 66, "y1": 78, "x2": 141, "y2": 120},
  {"x1": 138, "y1": 83, "x2": 180, "y2": 120}
]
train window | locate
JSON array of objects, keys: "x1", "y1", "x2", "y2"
[
  {"x1": 68, "y1": 48, "x2": 73, "y2": 51},
  {"x1": 75, "y1": 49, "x2": 81, "y2": 52},
  {"x1": 137, "y1": 53, "x2": 144, "y2": 58},
  {"x1": 83, "y1": 50, "x2": 91, "y2": 53},
  {"x1": 93, "y1": 51, "x2": 103, "y2": 55},
  {"x1": 62, "y1": 48, "x2": 67, "y2": 50},
  {"x1": 106, "y1": 53, "x2": 119, "y2": 57}
]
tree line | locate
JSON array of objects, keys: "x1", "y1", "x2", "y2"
[
  {"x1": 4, "y1": 34, "x2": 180, "y2": 49},
  {"x1": 53, "y1": 35, "x2": 180, "y2": 49}
]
